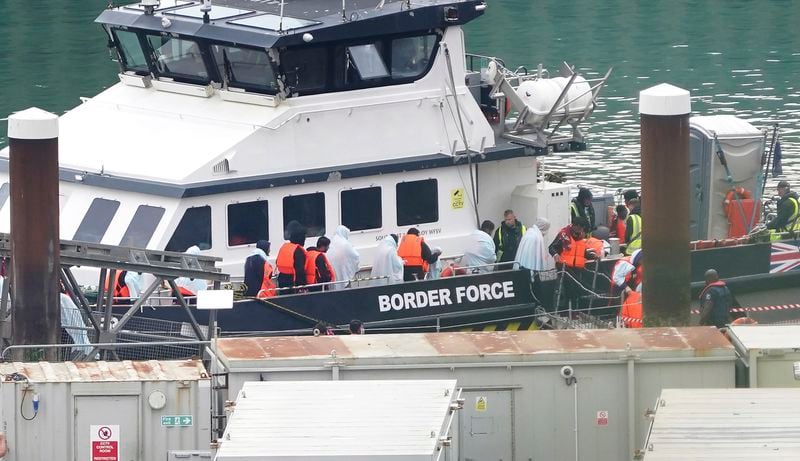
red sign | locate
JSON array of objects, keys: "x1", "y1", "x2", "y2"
[
  {"x1": 91, "y1": 441, "x2": 118, "y2": 461},
  {"x1": 596, "y1": 410, "x2": 609, "y2": 427},
  {"x1": 91, "y1": 425, "x2": 119, "y2": 461}
]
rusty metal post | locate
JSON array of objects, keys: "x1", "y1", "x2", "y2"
[
  {"x1": 639, "y1": 84, "x2": 691, "y2": 326},
  {"x1": 8, "y1": 108, "x2": 61, "y2": 360}
]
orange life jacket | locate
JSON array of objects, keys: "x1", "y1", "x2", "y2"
[
  {"x1": 304, "y1": 250, "x2": 336, "y2": 285},
  {"x1": 561, "y1": 236, "x2": 588, "y2": 269},
  {"x1": 177, "y1": 286, "x2": 196, "y2": 297},
  {"x1": 620, "y1": 290, "x2": 643, "y2": 328},
  {"x1": 276, "y1": 243, "x2": 306, "y2": 280},
  {"x1": 613, "y1": 216, "x2": 626, "y2": 244},
  {"x1": 440, "y1": 264, "x2": 466, "y2": 278},
  {"x1": 585, "y1": 237, "x2": 604, "y2": 259},
  {"x1": 397, "y1": 234, "x2": 428, "y2": 271},
  {"x1": 612, "y1": 256, "x2": 642, "y2": 288},
  {"x1": 105, "y1": 271, "x2": 130, "y2": 298},
  {"x1": 257, "y1": 262, "x2": 276, "y2": 299}
]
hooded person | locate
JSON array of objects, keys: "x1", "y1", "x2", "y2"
[
  {"x1": 174, "y1": 245, "x2": 208, "y2": 296},
  {"x1": 243, "y1": 240, "x2": 275, "y2": 297},
  {"x1": 326, "y1": 225, "x2": 360, "y2": 290},
  {"x1": 371, "y1": 234, "x2": 404, "y2": 284},
  {"x1": 276, "y1": 221, "x2": 308, "y2": 292},
  {"x1": 515, "y1": 218, "x2": 553, "y2": 271},
  {"x1": 462, "y1": 220, "x2": 497, "y2": 273},
  {"x1": 427, "y1": 246, "x2": 444, "y2": 279},
  {"x1": 570, "y1": 188, "x2": 597, "y2": 231}
]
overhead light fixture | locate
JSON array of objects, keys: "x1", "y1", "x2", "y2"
[{"x1": 444, "y1": 6, "x2": 459, "y2": 22}]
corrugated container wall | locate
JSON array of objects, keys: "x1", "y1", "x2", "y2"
[
  {"x1": 0, "y1": 360, "x2": 211, "y2": 461},
  {"x1": 728, "y1": 324, "x2": 800, "y2": 387},
  {"x1": 213, "y1": 327, "x2": 736, "y2": 461}
]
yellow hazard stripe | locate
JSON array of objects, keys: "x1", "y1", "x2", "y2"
[
  {"x1": 482, "y1": 324, "x2": 497, "y2": 332},
  {"x1": 506, "y1": 321, "x2": 521, "y2": 331}
]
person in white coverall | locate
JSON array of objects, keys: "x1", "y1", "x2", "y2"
[
  {"x1": 461, "y1": 220, "x2": 497, "y2": 273},
  {"x1": 515, "y1": 218, "x2": 554, "y2": 271},
  {"x1": 326, "y1": 225, "x2": 360, "y2": 289},
  {"x1": 174, "y1": 245, "x2": 208, "y2": 295},
  {"x1": 370, "y1": 235, "x2": 404, "y2": 284}
]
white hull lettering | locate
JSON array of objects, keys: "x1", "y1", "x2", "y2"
[{"x1": 377, "y1": 282, "x2": 514, "y2": 312}]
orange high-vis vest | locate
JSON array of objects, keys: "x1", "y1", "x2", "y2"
[
  {"x1": 614, "y1": 217, "x2": 626, "y2": 244},
  {"x1": 105, "y1": 271, "x2": 130, "y2": 298},
  {"x1": 257, "y1": 262, "x2": 276, "y2": 299},
  {"x1": 276, "y1": 243, "x2": 306, "y2": 280},
  {"x1": 561, "y1": 236, "x2": 589, "y2": 269},
  {"x1": 305, "y1": 250, "x2": 336, "y2": 285},
  {"x1": 398, "y1": 234, "x2": 427, "y2": 271},
  {"x1": 620, "y1": 290, "x2": 643, "y2": 328}
]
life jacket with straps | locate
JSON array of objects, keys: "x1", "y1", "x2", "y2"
[
  {"x1": 620, "y1": 290, "x2": 643, "y2": 328},
  {"x1": 105, "y1": 270, "x2": 130, "y2": 298},
  {"x1": 625, "y1": 214, "x2": 642, "y2": 255},
  {"x1": 699, "y1": 280, "x2": 727, "y2": 300},
  {"x1": 397, "y1": 234, "x2": 429, "y2": 272},
  {"x1": 257, "y1": 262, "x2": 276, "y2": 299},
  {"x1": 611, "y1": 215, "x2": 626, "y2": 243},
  {"x1": 305, "y1": 250, "x2": 336, "y2": 285},
  {"x1": 440, "y1": 263, "x2": 466, "y2": 277},
  {"x1": 561, "y1": 235, "x2": 589, "y2": 269},
  {"x1": 585, "y1": 237, "x2": 604, "y2": 260},
  {"x1": 276, "y1": 243, "x2": 307, "y2": 281}
]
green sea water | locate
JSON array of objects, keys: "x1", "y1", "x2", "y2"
[{"x1": 1, "y1": 0, "x2": 798, "y2": 188}]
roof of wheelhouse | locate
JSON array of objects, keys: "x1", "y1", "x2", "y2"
[{"x1": 97, "y1": 0, "x2": 486, "y2": 48}]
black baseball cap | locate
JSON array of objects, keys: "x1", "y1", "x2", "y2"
[{"x1": 778, "y1": 180, "x2": 790, "y2": 189}]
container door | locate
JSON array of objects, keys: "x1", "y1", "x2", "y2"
[
  {"x1": 74, "y1": 395, "x2": 139, "y2": 461},
  {"x1": 458, "y1": 390, "x2": 513, "y2": 461},
  {"x1": 689, "y1": 131, "x2": 710, "y2": 240}
]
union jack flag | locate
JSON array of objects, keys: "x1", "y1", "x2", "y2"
[{"x1": 770, "y1": 242, "x2": 800, "y2": 273}]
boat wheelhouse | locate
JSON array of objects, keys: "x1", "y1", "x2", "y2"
[{"x1": 0, "y1": 0, "x2": 603, "y2": 279}]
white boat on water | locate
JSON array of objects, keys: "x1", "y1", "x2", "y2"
[{"x1": 0, "y1": 0, "x2": 609, "y2": 280}]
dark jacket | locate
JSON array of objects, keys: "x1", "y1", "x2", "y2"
[
  {"x1": 699, "y1": 282, "x2": 733, "y2": 328},
  {"x1": 493, "y1": 220, "x2": 526, "y2": 263},
  {"x1": 570, "y1": 198, "x2": 596, "y2": 231},
  {"x1": 766, "y1": 192, "x2": 799, "y2": 231},
  {"x1": 243, "y1": 253, "x2": 267, "y2": 296}
]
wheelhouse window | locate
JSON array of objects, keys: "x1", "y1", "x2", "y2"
[
  {"x1": 166, "y1": 206, "x2": 212, "y2": 252},
  {"x1": 391, "y1": 34, "x2": 437, "y2": 79},
  {"x1": 112, "y1": 29, "x2": 149, "y2": 74},
  {"x1": 211, "y1": 45, "x2": 278, "y2": 94},
  {"x1": 120, "y1": 205, "x2": 165, "y2": 248},
  {"x1": 146, "y1": 34, "x2": 209, "y2": 83},
  {"x1": 283, "y1": 193, "x2": 325, "y2": 238},
  {"x1": 396, "y1": 179, "x2": 438, "y2": 226},
  {"x1": 228, "y1": 200, "x2": 269, "y2": 246},
  {"x1": 341, "y1": 187, "x2": 382, "y2": 231},
  {"x1": 281, "y1": 47, "x2": 327, "y2": 94},
  {"x1": 348, "y1": 43, "x2": 389, "y2": 80},
  {"x1": 73, "y1": 198, "x2": 121, "y2": 243}
]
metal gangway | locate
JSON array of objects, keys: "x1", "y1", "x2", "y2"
[{"x1": 0, "y1": 234, "x2": 229, "y2": 360}]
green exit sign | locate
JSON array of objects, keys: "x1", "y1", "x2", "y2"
[{"x1": 161, "y1": 415, "x2": 193, "y2": 427}]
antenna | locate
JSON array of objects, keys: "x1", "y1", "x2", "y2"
[
  {"x1": 140, "y1": 0, "x2": 159, "y2": 15},
  {"x1": 200, "y1": 0, "x2": 212, "y2": 24},
  {"x1": 341, "y1": 0, "x2": 346, "y2": 21},
  {"x1": 278, "y1": 0, "x2": 285, "y2": 33}
]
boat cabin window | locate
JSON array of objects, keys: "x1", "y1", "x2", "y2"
[
  {"x1": 166, "y1": 205, "x2": 212, "y2": 252},
  {"x1": 228, "y1": 200, "x2": 269, "y2": 246},
  {"x1": 283, "y1": 193, "x2": 325, "y2": 238},
  {"x1": 396, "y1": 179, "x2": 438, "y2": 226},
  {"x1": 281, "y1": 46, "x2": 328, "y2": 94},
  {"x1": 120, "y1": 205, "x2": 166, "y2": 248},
  {"x1": 112, "y1": 29, "x2": 150, "y2": 74},
  {"x1": 211, "y1": 45, "x2": 278, "y2": 94},
  {"x1": 347, "y1": 43, "x2": 389, "y2": 80},
  {"x1": 341, "y1": 187, "x2": 382, "y2": 231},
  {"x1": 391, "y1": 34, "x2": 437, "y2": 78},
  {"x1": 0, "y1": 183, "x2": 9, "y2": 211},
  {"x1": 146, "y1": 34, "x2": 210, "y2": 83},
  {"x1": 73, "y1": 198, "x2": 121, "y2": 243}
]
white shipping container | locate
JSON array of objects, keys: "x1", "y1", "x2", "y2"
[
  {"x1": 215, "y1": 380, "x2": 459, "y2": 461},
  {"x1": 0, "y1": 359, "x2": 211, "y2": 461},
  {"x1": 212, "y1": 327, "x2": 736, "y2": 461},
  {"x1": 728, "y1": 324, "x2": 800, "y2": 387}
]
